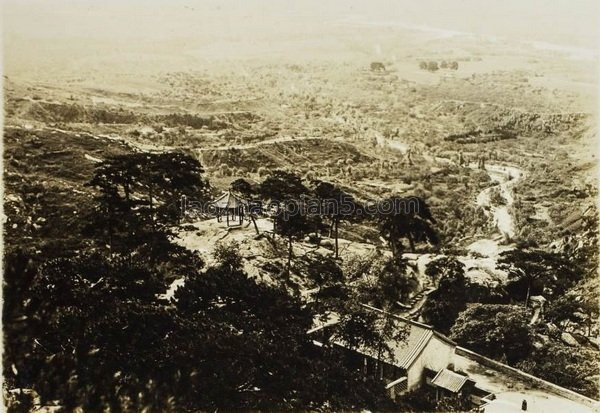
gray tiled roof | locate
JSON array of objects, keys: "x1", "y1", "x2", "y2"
[
  {"x1": 309, "y1": 305, "x2": 456, "y2": 370},
  {"x1": 431, "y1": 368, "x2": 470, "y2": 393}
]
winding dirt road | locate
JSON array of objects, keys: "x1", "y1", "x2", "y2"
[{"x1": 400, "y1": 157, "x2": 524, "y2": 317}]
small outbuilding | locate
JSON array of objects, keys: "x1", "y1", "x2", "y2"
[{"x1": 430, "y1": 368, "x2": 476, "y2": 401}]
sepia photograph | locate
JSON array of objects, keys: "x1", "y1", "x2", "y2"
[{"x1": 2, "y1": 1, "x2": 599, "y2": 412}]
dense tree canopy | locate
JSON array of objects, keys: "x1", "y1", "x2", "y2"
[
  {"x1": 497, "y1": 249, "x2": 580, "y2": 306},
  {"x1": 230, "y1": 177, "x2": 255, "y2": 198},
  {"x1": 354, "y1": 255, "x2": 419, "y2": 310},
  {"x1": 450, "y1": 304, "x2": 533, "y2": 364},
  {"x1": 85, "y1": 152, "x2": 209, "y2": 261},
  {"x1": 313, "y1": 180, "x2": 360, "y2": 258},
  {"x1": 421, "y1": 257, "x2": 468, "y2": 333},
  {"x1": 378, "y1": 196, "x2": 438, "y2": 256},
  {"x1": 167, "y1": 247, "x2": 394, "y2": 410},
  {"x1": 4, "y1": 246, "x2": 393, "y2": 411},
  {"x1": 273, "y1": 200, "x2": 311, "y2": 277},
  {"x1": 259, "y1": 170, "x2": 308, "y2": 201},
  {"x1": 4, "y1": 157, "x2": 403, "y2": 411},
  {"x1": 300, "y1": 252, "x2": 345, "y2": 309},
  {"x1": 516, "y1": 343, "x2": 599, "y2": 399}
]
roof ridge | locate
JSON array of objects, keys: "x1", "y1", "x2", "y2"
[
  {"x1": 361, "y1": 304, "x2": 456, "y2": 346},
  {"x1": 361, "y1": 303, "x2": 434, "y2": 329}
]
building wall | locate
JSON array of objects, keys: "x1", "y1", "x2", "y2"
[{"x1": 407, "y1": 336, "x2": 455, "y2": 390}]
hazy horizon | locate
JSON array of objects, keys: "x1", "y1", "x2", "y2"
[{"x1": 3, "y1": 0, "x2": 599, "y2": 78}]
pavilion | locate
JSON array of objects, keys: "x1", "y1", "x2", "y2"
[{"x1": 211, "y1": 190, "x2": 248, "y2": 226}]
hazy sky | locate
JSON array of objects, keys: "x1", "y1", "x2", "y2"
[
  {"x1": 3, "y1": 0, "x2": 599, "y2": 75},
  {"x1": 4, "y1": 0, "x2": 598, "y2": 41}
]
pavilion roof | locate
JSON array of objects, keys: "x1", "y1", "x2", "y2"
[{"x1": 211, "y1": 191, "x2": 248, "y2": 209}]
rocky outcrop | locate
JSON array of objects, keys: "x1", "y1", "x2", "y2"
[{"x1": 561, "y1": 332, "x2": 580, "y2": 347}]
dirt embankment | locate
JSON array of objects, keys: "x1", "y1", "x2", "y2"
[{"x1": 7, "y1": 98, "x2": 262, "y2": 130}]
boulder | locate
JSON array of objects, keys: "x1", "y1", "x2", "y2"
[
  {"x1": 535, "y1": 334, "x2": 550, "y2": 345},
  {"x1": 533, "y1": 340, "x2": 544, "y2": 350},
  {"x1": 538, "y1": 334, "x2": 550, "y2": 344},
  {"x1": 529, "y1": 295, "x2": 547, "y2": 307},
  {"x1": 319, "y1": 239, "x2": 334, "y2": 249},
  {"x1": 546, "y1": 322, "x2": 560, "y2": 336},
  {"x1": 533, "y1": 334, "x2": 550, "y2": 350},
  {"x1": 587, "y1": 336, "x2": 600, "y2": 349},
  {"x1": 561, "y1": 332, "x2": 579, "y2": 347}
]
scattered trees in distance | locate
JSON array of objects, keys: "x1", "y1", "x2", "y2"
[{"x1": 419, "y1": 60, "x2": 458, "y2": 71}]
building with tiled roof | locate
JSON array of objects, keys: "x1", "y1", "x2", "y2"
[{"x1": 309, "y1": 305, "x2": 459, "y2": 399}]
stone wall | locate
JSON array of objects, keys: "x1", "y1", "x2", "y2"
[{"x1": 455, "y1": 346, "x2": 598, "y2": 408}]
